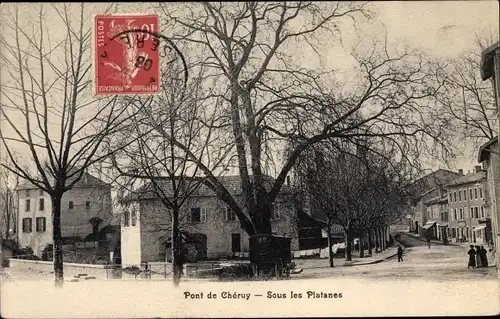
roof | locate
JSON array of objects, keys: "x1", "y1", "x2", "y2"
[
  {"x1": 122, "y1": 174, "x2": 293, "y2": 202},
  {"x1": 478, "y1": 136, "x2": 499, "y2": 163},
  {"x1": 298, "y1": 209, "x2": 327, "y2": 229},
  {"x1": 445, "y1": 171, "x2": 485, "y2": 187},
  {"x1": 480, "y1": 42, "x2": 499, "y2": 80},
  {"x1": 16, "y1": 170, "x2": 110, "y2": 191},
  {"x1": 412, "y1": 169, "x2": 462, "y2": 197},
  {"x1": 424, "y1": 196, "x2": 448, "y2": 206}
]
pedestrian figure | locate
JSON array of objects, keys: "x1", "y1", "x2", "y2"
[
  {"x1": 397, "y1": 245, "x2": 404, "y2": 262},
  {"x1": 426, "y1": 237, "x2": 431, "y2": 249},
  {"x1": 467, "y1": 245, "x2": 476, "y2": 269},
  {"x1": 475, "y1": 246, "x2": 482, "y2": 268},
  {"x1": 480, "y1": 246, "x2": 488, "y2": 268}
]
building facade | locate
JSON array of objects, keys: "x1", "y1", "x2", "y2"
[
  {"x1": 15, "y1": 172, "x2": 113, "y2": 256},
  {"x1": 446, "y1": 167, "x2": 491, "y2": 244},
  {"x1": 409, "y1": 169, "x2": 463, "y2": 234},
  {"x1": 422, "y1": 195, "x2": 449, "y2": 240},
  {"x1": 479, "y1": 41, "x2": 499, "y2": 276},
  {"x1": 119, "y1": 176, "x2": 300, "y2": 268}
]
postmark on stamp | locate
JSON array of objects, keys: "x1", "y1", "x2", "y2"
[{"x1": 94, "y1": 14, "x2": 161, "y2": 96}]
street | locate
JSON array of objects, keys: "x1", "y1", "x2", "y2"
[{"x1": 1, "y1": 241, "x2": 499, "y2": 318}]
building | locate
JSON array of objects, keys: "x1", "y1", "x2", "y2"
[
  {"x1": 119, "y1": 175, "x2": 299, "y2": 267},
  {"x1": 479, "y1": 41, "x2": 499, "y2": 276},
  {"x1": 445, "y1": 167, "x2": 490, "y2": 244},
  {"x1": 422, "y1": 194, "x2": 449, "y2": 240},
  {"x1": 15, "y1": 171, "x2": 113, "y2": 257},
  {"x1": 409, "y1": 169, "x2": 463, "y2": 234}
]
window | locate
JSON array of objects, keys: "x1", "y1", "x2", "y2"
[
  {"x1": 69, "y1": 201, "x2": 74, "y2": 209},
  {"x1": 22, "y1": 218, "x2": 32, "y2": 233},
  {"x1": 459, "y1": 208, "x2": 463, "y2": 220},
  {"x1": 39, "y1": 198, "x2": 45, "y2": 211},
  {"x1": 458, "y1": 191, "x2": 461, "y2": 202},
  {"x1": 474, "y1": 188, "x2": 478, "y2": 199},
  {"x1": 131, "y1": 208, "x2": 137, "y2": 226},
  {"x1": 225, "y1": 206, "x2": 236, "y2": 221},
  {"x1": 453, "y1": 192, "x2": 457, "y2": 202},
  {"x1": 85, "y1": 201, "x2": 91, "y2": 210},
  {"x1": 470, "y1": 189, "x2": 473, "y2": 199},
  {"x1": 479, "y1": 188, "x2": 483, "y2": 198},
  {"x1": 124, "y1": 211, "x2": 130, "y2": 227},
  {"x1": 36, "y1": 217, "x2": 46, "y2": 232},
  {"x1": 475, "y1": 207, "x2": 479, "y2": 219},
  {"x1": 201, "y1": 208, "x2": 207, "y2": 222},
  {"x1": 481, "y1": 206, "x2": 485, "y2": 218},
  {"x1": 25, "y1": 189, "x2": 30, "y2": 197},
  {"x1": 191, "y1": 207, "x2": 207, "y2": 223},
  {"x1": 39, "y1": 189, "x2": 44, "y2": 196},
  {"x1": 25, "y1": 199, "x2": 31, "y2": 212},
  {"x1": 463, "y1": 190, "x2": 467, "y2": 201},
  {"x1": 453, "y1": 209, "x2": 457, "y2": 221},
  {"x1": 449, "y1": 193, "x2": 452, "y2": 203}
]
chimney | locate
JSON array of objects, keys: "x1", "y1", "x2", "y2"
[
  {"x1": 474, "y1": 165, "x2": 482, "y2": 173},
  {"x1": 458, "y1": 169, "x2": 464, "y2": 175}
]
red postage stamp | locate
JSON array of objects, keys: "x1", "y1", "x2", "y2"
[{"x1": 94, "y1": 14, "x2": 160, "y2": 96}]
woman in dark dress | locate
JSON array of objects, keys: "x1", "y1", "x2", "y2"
[
  {"x1": 467, "y1": 245, "x2": 476, "y2": 268},
  {"x1": 480, "y1": 246, "x2": 488, "y2": 267}
]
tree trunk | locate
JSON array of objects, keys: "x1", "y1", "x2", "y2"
[
  {"x1": 368, "y1": 229, "x2": 373, "y2": 255},
  {"x1": 172, "y1": 208, "x2": 182, "y2": 286},
  {"x1": 345, "y1": 220, "x2": 353, "y2": 261},
  {"x1": 327, "y1": 220, "x2": 334, "y2": 267},
  {"x1": 359, "y1": 229, "x2": 364, "y2": 258},
  {"x1": 384, "y1": 226, "x2": 388, "y2": 249},
  {"x1": 380, "y1": 227, "x2": 386, "y2": 250},
  {"x1": 51, "y1": 195, "x2": 64, "y2": 288},
  {"x1": 5, "y1": 200, "x2": 10, "y2": 239}
]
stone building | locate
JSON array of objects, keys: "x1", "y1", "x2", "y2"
[
  {"x1": 409, "y1": 169, "x2": 463, "y2": 234},
  {"x1": 446, "y1": 167, "x2": 490, "y2": 244},
  {"x1": 479, "y1": 41, "x2": 500, "y2": 276},
  {"x1": 422, "y1": 195, "x2": 449, "y2": 240},
  {"x1": 119, "y1": 175, "x2": 299, "y2": 268},
  {"x1": 15, "y1": 172, "x2": 113, "y2": 257}
]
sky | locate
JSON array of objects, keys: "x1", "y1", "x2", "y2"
[
  {"x1": 0, "y1": 1, "x2": 499, "y2": 183},
  {"x1": 372, "y1": 1, "x2": 499, "y2": 173}
]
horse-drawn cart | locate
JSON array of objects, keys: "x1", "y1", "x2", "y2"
[{"x1": 249, "y1": 234, "x2": 293, "y2": 279}]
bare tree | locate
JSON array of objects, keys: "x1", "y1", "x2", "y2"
[
  {"x1": 438, "y1": 35, "x2": 499, "y2": 150},
  {"x1": 149, "y1": 2, "x2": 453, "y2": 241},
  {"x1": 0, "y1": 3, "x2": 138, "y2": 287},
  {"x1": 104, "y1": 58, "x2": 232, "y2": 285}
]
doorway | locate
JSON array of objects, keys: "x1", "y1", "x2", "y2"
[{"x1": 231, "y1": 233, "x2": 241, "y2": 253}]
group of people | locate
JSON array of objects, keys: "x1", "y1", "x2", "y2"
[{"x1": 467, "y1": 245, "x2": 489, "y2": 268}]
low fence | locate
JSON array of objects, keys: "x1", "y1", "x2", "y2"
[{"x1": 8, "y1": 258, "x2": 111, "y2": 279}]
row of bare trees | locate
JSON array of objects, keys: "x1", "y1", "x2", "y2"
[
  {"x1": 293, "y1": 139, "x2": 414, "y2": 267},
  {"x1": 0, "y1": 3, "x2": 497, "y2": 287}
]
